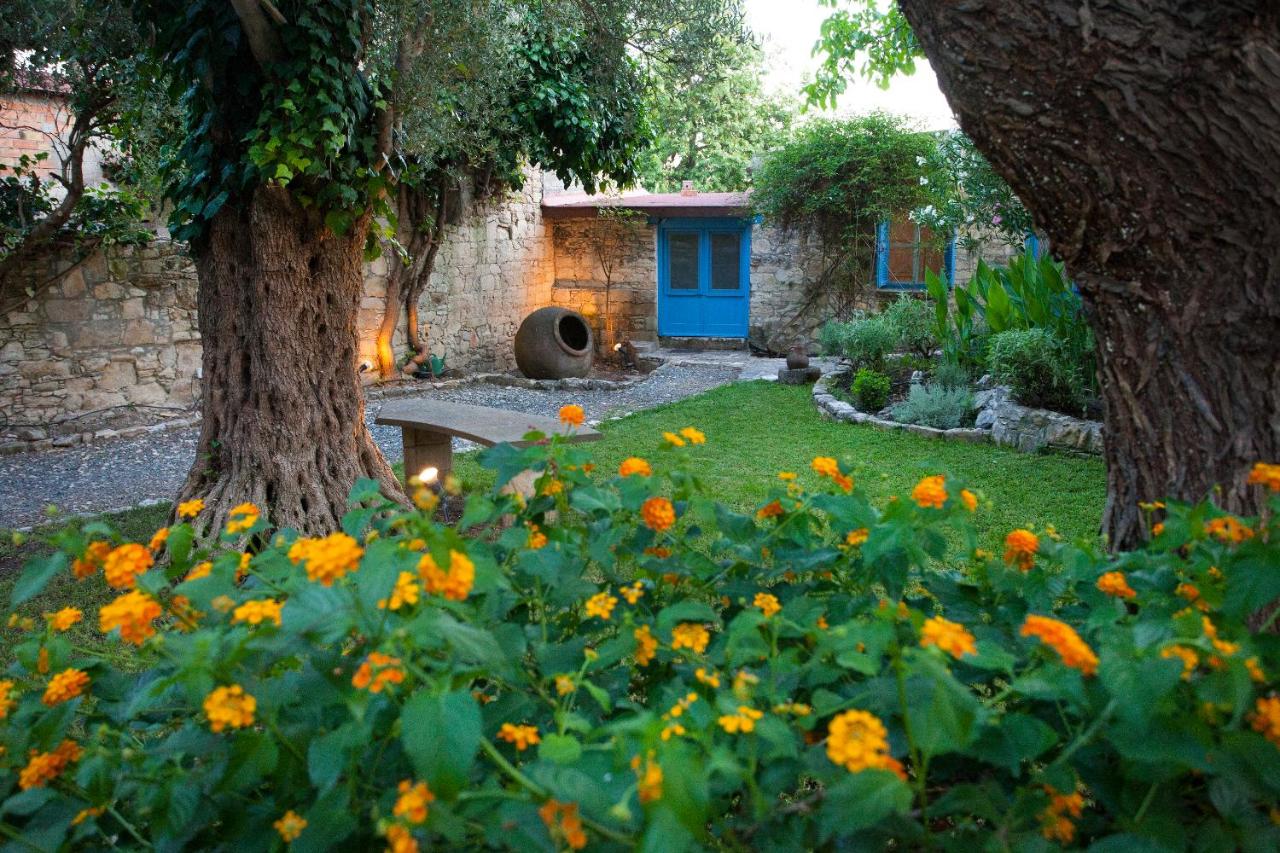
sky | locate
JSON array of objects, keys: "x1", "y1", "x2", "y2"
[{"x1": 743, "y1": 0, "x2": 957, "y2": 130}]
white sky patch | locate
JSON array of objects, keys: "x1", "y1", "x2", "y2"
[{"x1": 744, "y1": 0, "x2": 957, "y2": 130}]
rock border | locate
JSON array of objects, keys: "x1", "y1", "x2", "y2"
[
  {"x1": 812, "y1": 371, "x2": 991, "y2": 444},
  {"x1": 1, "y1": 361, "x2": 667, "y2": 457},
  {"x1": 812, "y1": 369, "x2": 1103, "y2": 456}
]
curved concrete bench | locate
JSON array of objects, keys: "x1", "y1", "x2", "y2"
[{"x1": 375, "y1": 399, "x2": 602, "y2": 482}]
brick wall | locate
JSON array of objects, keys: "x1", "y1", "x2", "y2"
[{"x1": 1, "y1": 92, "x2": 107, "y2": 184}]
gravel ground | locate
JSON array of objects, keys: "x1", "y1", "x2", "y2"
[{"x1": 0, "y1": 362, "x2": 741, "y2": 529}]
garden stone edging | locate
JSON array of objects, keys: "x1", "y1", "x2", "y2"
[
  {"x1": 812, "y1": 370, "x2": 1103, "y2": 456},
  {"x1": 975, "y1": 386, "x2": 1104, "y2": 456}
]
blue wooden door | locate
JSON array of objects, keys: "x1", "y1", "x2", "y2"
[{"x1": 657, "y1": 219, "x2": 751, "y2": 338}]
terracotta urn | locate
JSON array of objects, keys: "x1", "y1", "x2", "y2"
[{"x1": 514, "y1": 307, "x2": 594, "y2": 379}]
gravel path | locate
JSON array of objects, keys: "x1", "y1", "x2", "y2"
[{"x1": 0, "y1": 362, "x2": 741, "y2": 529}]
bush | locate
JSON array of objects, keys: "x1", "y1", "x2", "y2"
[
  {"x1": 851, "y1": 368, "x2": 891, "y2": 412},
  {"x1": 931, "y1": 359, "x2": 971, "y2": 391},
  {"x1": 819, "y1": 312, "x2": 898, "y2": 370},
  {"x1": 925, "y1": 250, "x2": 1095, "y2": 395},
  {"x1": 881, "y1": 295, "x2": 936, "y2": 358},
  {"x1": 5, "y1": 426, "x2": 1280, "y2": 851},
  {"x1": 891, "y1": 382, "x2": 974, "y2": 428},
  {"x1": 987, "y1": 328, "x2": 1087, "y2": 415}
]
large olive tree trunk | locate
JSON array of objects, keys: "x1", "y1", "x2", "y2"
[
  {"x1": 178, "y1": 184, "x2": 403, "y2": 535},
  {"x1": 899, "y1": 0, "x2": 1280, "y2": 549}
]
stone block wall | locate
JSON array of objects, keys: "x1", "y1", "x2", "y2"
[
  {"x1": 748, "y1": 224, "x2": 832, "y2": 349},
  {"x1": 358, "y1": 173, "x2": 556, "y2": 376},
  {"x1": 0, "y1": 243, "x2": 200, "y2": 445},
  {"x1": 549, "y1": 218, "x2": 657, "y2": 350}
]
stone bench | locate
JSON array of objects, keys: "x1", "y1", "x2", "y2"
[{"x1": 375, "y1": 398, "x2": 602, "y2": 484}]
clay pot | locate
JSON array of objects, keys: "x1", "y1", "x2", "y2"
[
  {"x1": 514, "y1": 307, "x2": 594, "y2": 379},
  {"x1": 786, "y1": 345, "x2": 810, "y2": 370}
]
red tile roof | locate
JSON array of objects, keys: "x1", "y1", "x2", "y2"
[{"x1": 542, "y1": 189, "x2": 753, "y2": 219}]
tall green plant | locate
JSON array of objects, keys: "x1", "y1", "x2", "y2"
[{"x1": 928, "y1": 250, "x2": 1095, "y2": 393}]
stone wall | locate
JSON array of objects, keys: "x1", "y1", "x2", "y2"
[
  {"x1": 2, "y1": 173, "x2": 556, "y2": 449},
  {"x1": 748, "y1": 224, "x2": 831, "y2": 349},
  {"x1": 358, "y1": 173, "x2": 556, "y2": 375},
  {"x1": 543, "y1": 216, "x2": 831, "y2": 351},
  {"x1": 549, "y1": 218, "x2": 657, "y2": 350},
  {"x1": 0, "y1": 243, "x2": 200, "y2": 448}
]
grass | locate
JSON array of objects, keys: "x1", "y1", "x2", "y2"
[
  {"x1": 1, "y1": 504, "x2": 170, "y2": 666},
  {"x1": 1, "y1": 381, "x2": 1106, "y2": 655},
  {"x1": 454, "y1": 381, "x2": 1106, "y2": 548}
]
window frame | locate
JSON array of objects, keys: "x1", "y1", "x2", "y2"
[{"x1": 874, "y1": 219, "x2": 957, "y2": 291}]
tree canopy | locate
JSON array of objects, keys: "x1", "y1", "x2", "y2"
[{"x1": 635, "y1": 36, "x2": 793, "y2": 193}]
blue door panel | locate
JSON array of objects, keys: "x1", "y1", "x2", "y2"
[{"x1": 657, "y1": 218, "x2": 751, "y2": 338}]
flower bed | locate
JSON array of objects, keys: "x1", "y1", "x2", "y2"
[
  {"x1": 815, "y1": 370, "x2": 1104, "y2": 456},
  {"x1": 814, "y1": 369, "x2": 991, "y2": 443},
  {"x1": 3, "y1": 414, "x2": 1279, "y2": 850}
]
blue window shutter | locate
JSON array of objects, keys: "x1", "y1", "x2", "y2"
[
  {"x1": 1025, "y1": 232, "x2": 1042, "y2": 259},
  {"x1": 875, "y1": 220, "x2": 890, "y2": 288},
  {"x1": 945, "y1": 234, "x2": 957, "y2": 286}
]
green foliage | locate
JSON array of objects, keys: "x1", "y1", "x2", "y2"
[
  {"x1": 635, "y1": 37, "x2": 793, "y2": 192},
  {"x1": 930, "y1": 359, "x2": 972, "y2": 392},
  {"x1": 880, "y1": 295, "x2": 936, "y2": 358},
  {"x1": 4, "y1": 430, "x2": 1279, "y2": 849},
  {"x1": 987, "y1": 329, "x2": 1088, "y2": 416},
  {"x1": 819, "y1": 312, "x2": 898, "y2": 371},
  {"x1": 912, "y1": 132, "x2": 1034, "y2": 252},
  {"x1": 0, "y1": 156, "x2": 150, "y2": 266},
  {"x1": 805, "y1": 6, "x2": 1033, "y2": 255},
  {"x1": 807, "y1": 0, "x2": 921, "y2": 101},
  {"x1": 891, "y1": 382, "x2": 974, "y2": 429},
  {"x1": 145, "y1": 0, "x2": 694, "y2": 248},
  {"x1": 851, "y1": 368, "x2": 891, "y2": 412},
  {"x1": 927, "y1": 250, "x2": 1096, "y2": 404},
  {"x1": 0, "y1": 0, "x2": 165, "y2": 276},
  {"x1": 753, "y1": 114, "x2": 941, "y2": 308}
]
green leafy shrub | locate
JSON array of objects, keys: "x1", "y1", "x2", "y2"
[
  {"x1": 926, "y1": 250, "x2": 1095, "y2": 396},
  {"x1": 881, "y1": 295, "x2": 936, "y2": 358},
  {"x1": 851, "y1": 368, "x2": 891, "y2": 411},
  {"x1": 819, "y1": 312, "x2": 898, "y2": 370},
  {"x1": 987, "y1": 328, "x2": 1087, "y2": 415},
  {"x1": 931, "y1": 359, "x2": 971, "y2": 391},
  {"x1": 891, "y1": 382, "x2": 975, "y2": 429},
  {"x1": 5, "y1": 427, "x2": 1280, "y2": 851}
]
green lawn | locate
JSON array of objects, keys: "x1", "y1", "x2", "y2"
[
  {"x1": 455, "y1": 381, "x2": 1107, "y2": 548},
  {"x1": 2, "y1": 381, "x2": 1106, "y2": 652}
]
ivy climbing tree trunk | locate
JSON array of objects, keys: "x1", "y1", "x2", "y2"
[
  {"x1": 178, "y1": 184, "x2": 403, "y2": 535},
  {"x1": 898, "y1": 0, "x2": 1280, "y2": 549}
]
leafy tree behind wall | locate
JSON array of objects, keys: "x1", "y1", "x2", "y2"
[
  {"x1": 0, "y1": 0, "x2": 168, "y2": 304},
  {"x1": 635, "y1": 37, "x2": 793, "y2": 193},
  {"x1": 752, "y1": 113, "x2": 940, "y2": 319}
]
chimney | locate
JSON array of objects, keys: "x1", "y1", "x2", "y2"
[{"x1": 680, "y1": 180, "x2": 697, "y2": 197}]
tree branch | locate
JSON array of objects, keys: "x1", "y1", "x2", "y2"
[{"x1": 228, "y1": 0, "x2": 284, "y2": 67}]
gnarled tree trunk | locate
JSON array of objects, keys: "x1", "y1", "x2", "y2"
[
  {"x1": 899, "y1": 0, "x2": 1280, "y2": 549},
  {"x1": 179, "y1": 184, "x2": 404, "y2": 535}
]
